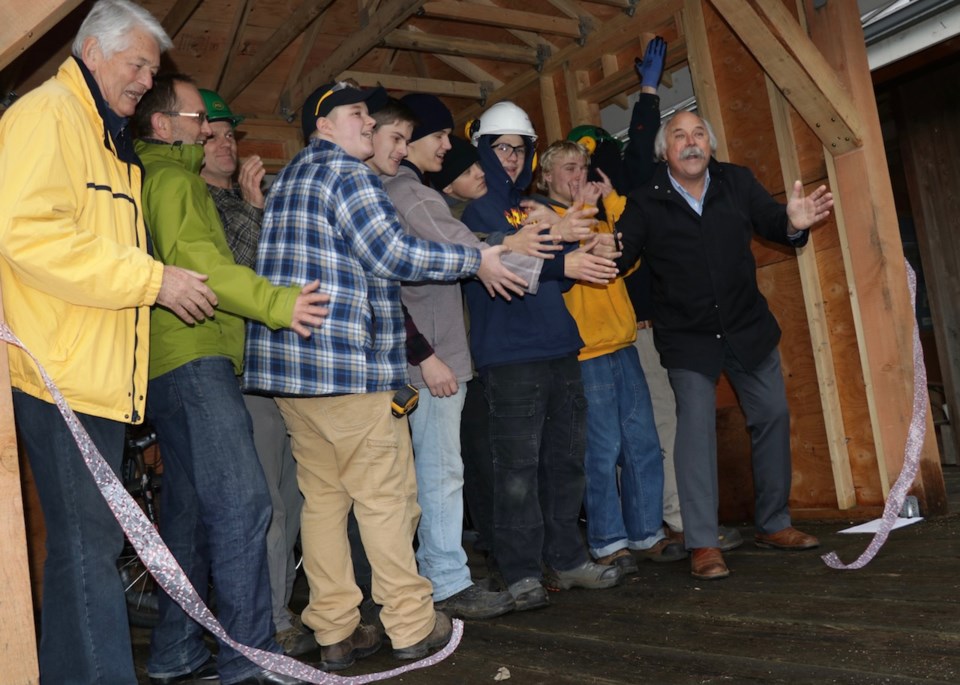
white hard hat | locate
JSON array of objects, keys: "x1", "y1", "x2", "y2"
[{"x1": 469, "y1": 101, "x2": 537, "y2": 145}]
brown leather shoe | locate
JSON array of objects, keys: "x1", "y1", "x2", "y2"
[
  {"x1": 393, "y1": 611, "x2": 453, "y2": 660},
  {"x1": 690, "y1": 547, "x2": 729, "y2": 580},
  {"x1": 320, "y1": 623, "x2": 381, "y2": 671},
  {"x1": 754, "y1": 526, "x2": 820, "y2": 550}
]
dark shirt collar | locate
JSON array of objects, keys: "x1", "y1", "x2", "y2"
[
  {"x1": 400, "y1": 159, "x2": 424, "y2": 182},
  {"x1": 73, "y1": 55, "x2": 139, "y2": 166}
]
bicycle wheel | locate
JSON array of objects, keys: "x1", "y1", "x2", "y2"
[{"x1": 117, "y1": 425, "x2": 161, "y2": 628}]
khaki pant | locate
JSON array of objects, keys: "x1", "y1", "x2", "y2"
[{"x1": 277, "y1": 392, "x2": 435, "y2": 649}]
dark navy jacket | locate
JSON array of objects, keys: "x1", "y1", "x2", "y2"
[
  {"x1": 461, "y1": 135, "x2": 582, "y2": 371},
  {"x1": 615, "y1": 160, "x2": 807, "y2": 378}
]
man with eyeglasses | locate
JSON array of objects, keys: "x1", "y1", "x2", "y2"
[
  {"x1": 244, "y1": 81, "x2": 527, "y2": 670},
  {"x1": 132, "y1": 73, "x2": 329, "y2": 685},
  {"x1": 196, "y1": 88, "x2": 316, "y2": 658}
]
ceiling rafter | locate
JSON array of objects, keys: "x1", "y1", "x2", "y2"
[
  {"x1": 287, "y1": 0, "x2": 427, "y2": 112},
  {"x1": 0, "y1": 0, "x2": 83, "y2": 73},
  {"x1": 219, "y1": 0, "x2": 338, "y2": 103},
  {"x1": 420, "y1": 1, "x2": 583, "y2": 39},
  {"x1": 401, "y1": 25, "x2": 503, "y2": 91},
  {"x1": 161, "y1": 0, "x2": 204, "y2": 39},
  {"x1": 340, "y1": 69, "x2": 483, "y2": 98},
  {"x1": 279, "y1": 14, "x2": 328, "y2": 115},
  {"x1": 465, "y1": 0, "x2": 558, "y2": 54},
  {"x1": 213, "y1": 0, "x2": 254, "y2": 92},
  {"x1": 707, "y1": 0, "x2": 862, "y2": 153},
  {"x1": 383, "y1": 29, "x2": 540, "y2": 65}
]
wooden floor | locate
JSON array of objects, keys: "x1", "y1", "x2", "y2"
[{"x1": 132, "y1": 467, "x2": 960, "y2": 684}]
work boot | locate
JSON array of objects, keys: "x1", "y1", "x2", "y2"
[
  {"x1": 320, "y1": 623, "x2": 381, "y2": 671},
  {"x1": 544, "y1": 560, "x2": 622, "y2": 590},
  {"x1": 434, "y1": 583, "x2": 515, "y2": 619},
  {"x1": 393, "y1": 611, "x2": 453, "y2": 660}
]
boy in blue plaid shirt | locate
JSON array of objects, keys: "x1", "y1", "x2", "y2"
[{"x1": 244, "y1": 82, "x2": 524, "y2": 669}]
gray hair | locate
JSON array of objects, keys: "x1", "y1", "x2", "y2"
[
  {"x1": 653, "y1": 112, "x2": 718, "y2": 160},
  {"x1": 72, "y1": 0, "x2": 172, "y2": 60}
]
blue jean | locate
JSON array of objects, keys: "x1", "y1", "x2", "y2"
[
  {"x1": 482, "y1": 356, "x2": 589, "y2": 585},
  {"x1": 146, "y1": 357, "x2": 277, "y2": 684},
  {"x1": 408, "y1": 385, "x2": 472, "y2": 601},
  {"x1": 13, "y1": 392, "x2": 136, "y2": 684},
  {"x1": 580, "y1": 346, "x2": 664, "y2": 558}
]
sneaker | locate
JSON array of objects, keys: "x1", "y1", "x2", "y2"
[
  {"x1": 544, "y1": 560, "x2": 622, "y2": 590},
  {"x1": 393, "y1": 611, "x2": 453, "y2": 660},
  {"x1": 275, "y1": 616, "x2": 318, "y2": 657},
  {"x1": 435, "y1": 583, "x2": 515, "y2": 619},
  {"x1": 506, "y1": 577, "x2": 550, "y2": 612},
  {"x1": 320, "y1": 623, "x2": 381, "y2": 671},
  {"x1": 595, "y1": 548, "x2": 639, "y2": 575},
  {"x1": 634, "y1": 538, "x2": 688, "y2": 563}
]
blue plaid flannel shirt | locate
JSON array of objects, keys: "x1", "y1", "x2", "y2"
[{"x1": 243, "y1": 139, "x2": 481, "y2": 396}]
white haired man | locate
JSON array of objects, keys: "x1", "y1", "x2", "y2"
[
  {"x1": 614, "y1": 111, "x2": 833, "y2": 580},
  {"x1": 0, "y1": 1, "x2": 217, "y2": 682}
]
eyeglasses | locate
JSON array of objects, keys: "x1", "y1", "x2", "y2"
[
  {"x1": 491, "y1": 142, "x2": 526, "y2": 159},
  {"x1": 314, "y1": 81, "x2": 354, "y2": 116},
  {"x1": 162, "y1": 111, "x2": 208, "y2": 124}
]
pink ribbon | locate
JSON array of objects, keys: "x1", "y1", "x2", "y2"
[
  {"x1": 0, "y1": 322, "x2": 462, "y2": 682},
  {"x1": 822, "y1": 259, "x2": 927, "y2": 570}
]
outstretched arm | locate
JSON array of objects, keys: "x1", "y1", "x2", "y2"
[{"x1": 786, "y1": 180, "x2": 834, "y2": 234}]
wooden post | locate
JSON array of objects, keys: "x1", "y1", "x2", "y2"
[
  {"x1": 0, "y1": 292, "x2": 40, "y2": 684},
  {"x1": 803, "y1": 0, "x2": 946, "y2": 512}
]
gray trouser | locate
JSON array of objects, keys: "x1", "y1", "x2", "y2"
[
  {"x1": 667, "y1": 346, "x2": 793, "y2": 550},
  {"x1": 243, "y1": 393, "x2": 303, "y2": 631}
]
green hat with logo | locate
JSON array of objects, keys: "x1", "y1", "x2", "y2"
[{"x1": 199, "y1": 89, "x2": 244, "y2": 127}]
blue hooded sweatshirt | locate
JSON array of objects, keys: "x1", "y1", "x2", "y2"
[{"x1": 461, "y1": 134, "x2": 583, "y2": 371}]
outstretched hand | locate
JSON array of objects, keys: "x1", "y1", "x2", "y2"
[
  {"x1": 635, "y1": 36, "x2": 667, "y2": 91},
  {"x1": 786, "y1": 180, "x2": 833, "y2": 234}
]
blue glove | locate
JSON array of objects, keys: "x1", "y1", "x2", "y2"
[{"x1": 635, "y1": 36, "x2": 667, "y2": 89}]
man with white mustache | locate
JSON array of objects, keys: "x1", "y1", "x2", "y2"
[{"x1": 614, "y1": 110, "x2": 834, "y2": 581}]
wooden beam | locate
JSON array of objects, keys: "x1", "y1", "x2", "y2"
[
  {"x1": 219, "y1": 0, "x2": 338, "y2": 103},
  {"x1": 578, "y1": 36, "x2": 685, "y2": 107},
  {"x1": 0, "y1": 292, "x2": 40, "y2": 684},
  {"x1": 421, "y1": 1, "x2": 583, "y2": 39},
  {"x1": 212, "y1": 0, "x2": 253, "y2": 93},
  {"x1": 383, "y1": 29, "x2": 540, "y2": 64},
  {"x1": 601, "y1": 54, "x2": 630, "y2": 109},
  {"x1": 805, "y1": 0, "x2": 944, "y2": 511},
  {"x1": 279, "y1": 13, "x2": 327, "y2": 114},
  {"x1": 465, "y1": 0, "x2": 559, "y2": 54},
  {"x1": 707, "y1": 0, "x2": 862, "y2": 154},
  {"x1": 455, "y1": 0, "x2": 682, "y2": 126},
  {"x1": 539, "y1": 74, "x2": 562, "y2": 144},
  {"x1": 682, "y1": 0, "x2": 728, "y2": 159},
  {"x1": 0, "y1": 0, "x2": 83, "y2": 72},
  {"x1": 339, "y1": 70, "x2": 483, "y2": 99},
  {"x1": 398, "y1": 26, "x2": 503, "y2": 90},
  {"x1": 766, "y1": 74, "x2": 855, "y2": 509},
  {"x1": 287, "y1": 0, "x2": 426, "y2": 112},
  {"x1": 545, "y1": 0, "x2": 597, "y2": 24},
  {"x1": 161, "y1": 0, "x2": 203, "y2": 39}
]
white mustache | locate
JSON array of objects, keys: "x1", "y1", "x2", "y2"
[{"x1": 679, "y1": 146, "x2": 705, "y2": 160}]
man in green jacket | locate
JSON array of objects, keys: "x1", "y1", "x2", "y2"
[{"x1": 132, "y1": 73, "x2": 328, "y2": 685}]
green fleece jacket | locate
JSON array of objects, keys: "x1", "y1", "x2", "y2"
[{"x1": 137, "y1": 140, "x2": 299, "y2": 379}]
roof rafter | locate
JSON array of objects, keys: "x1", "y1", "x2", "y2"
[
  {"x1": 287, "y1": 0, "x2": 427, "y2": 111},
  {"x1": 340, "y1": 69, "x2": 484, "y2": 98},
  {"x1": 383, "y1": 28, "x2": 541, "y2": 65},
  {"x1": 219, "y1": 0, "x2": 338, "y2": 103},
  {"x1": 421, "y1": 1, "x2": 583, "y2": 39},
  {"x1": 0, "y1": 0, "x2": 83, "y2": 72}
]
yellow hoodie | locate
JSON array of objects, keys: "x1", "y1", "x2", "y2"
[{"x1": 560, "y1": 191, "x2": 639, "y2": 362}]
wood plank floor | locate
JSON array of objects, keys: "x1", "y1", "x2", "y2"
[{"x1": 133, "y1": 467, "x2": 960, "y2": 684}]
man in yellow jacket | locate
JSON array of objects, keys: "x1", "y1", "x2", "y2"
[{"x1": 0, "y1": 1, "x2": 218, "y2": 683}]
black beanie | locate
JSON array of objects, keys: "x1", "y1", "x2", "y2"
[
  {"x1": 401, "y1": 93, "x2": 454, "y2": 142},
  {"x1": 431, "y1": 136, "x2": 479, "y2": 191}
]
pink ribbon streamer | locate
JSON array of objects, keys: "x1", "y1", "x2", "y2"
[
  {"x1": 0, "y1": 322, "x2": 462, "y2": 682},
  {"x1": 822, "y1": 259, "x2": 927, "y2": 570}
]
